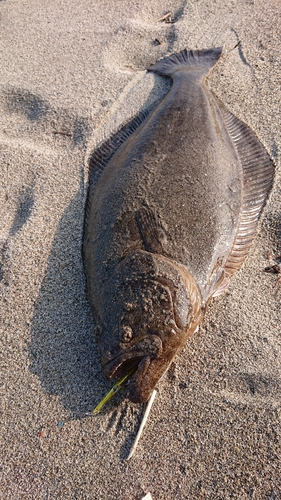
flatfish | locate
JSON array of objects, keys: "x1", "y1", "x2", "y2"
[{"x1": 83, "y1": 48, "x2": 274, "y2": 403}]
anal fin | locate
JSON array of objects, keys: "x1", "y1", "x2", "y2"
[{"x1": 215, "y1": 96, "x2": 275, "y2": 276}]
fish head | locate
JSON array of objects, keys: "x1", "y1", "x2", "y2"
[{"x1": 98, "y1": 250, "x2": 202, "y2": 403}]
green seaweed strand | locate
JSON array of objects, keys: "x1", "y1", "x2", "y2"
[{"x1": 93, "y1": 367, "x2": 137, "y2": 414}]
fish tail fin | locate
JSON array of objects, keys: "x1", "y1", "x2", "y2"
[{"x1": 148, "y1": 47, "x2": 222, "y2": 77}]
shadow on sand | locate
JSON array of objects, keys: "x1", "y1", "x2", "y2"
[
  {"x1": 28, "y1": 72, "x2": 172, "y2": 419},
  {"x1": 29, "y1": 188, "x2": 108, "y2": 419}
]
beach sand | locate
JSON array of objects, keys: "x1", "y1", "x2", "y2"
[{"x1": 1, "y1": 1, "x2": 281, "y2": 498}]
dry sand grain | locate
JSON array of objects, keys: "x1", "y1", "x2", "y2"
[{"x1": 1, "y1": 1, "x2": 281, "y2": 499}]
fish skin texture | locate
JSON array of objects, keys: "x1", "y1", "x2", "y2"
[{"x1": 83, "y1": 48, "x2": 275, "y2": 403}]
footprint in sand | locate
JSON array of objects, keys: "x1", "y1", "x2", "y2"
[{"x1": 102, "y1": 5, "x2": 184, "y2": 74}]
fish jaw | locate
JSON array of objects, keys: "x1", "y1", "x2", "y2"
[
  {"x1": 103, "y1": 333, "x2": 182, "y2": 404},
  {"x1": 127, "y1": 274, "x2": 203, "y2": 403},
  {"x1": 128, "y1": 353, "x2": 173, "y2": 403},
  {"x1": 102, "y1": 329, "x2": 190, "y2": 404},
  {"x1": 102, "y1": 323, "x2": 198, "y2": 404},
  {"x1": 127, "y1": 325, "x2": 195, "y2": 403},
  {"x1": 103, "y1": 334, "x2": 163, "y2": 380}
]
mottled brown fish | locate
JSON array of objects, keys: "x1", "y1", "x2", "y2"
[{"x1": 83, "y1": 48, "x2": 274, "y2": 403}]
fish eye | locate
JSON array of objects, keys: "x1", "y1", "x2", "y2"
[{"x1": 121, "y1": 325, "x2": 133, "y2": 342}]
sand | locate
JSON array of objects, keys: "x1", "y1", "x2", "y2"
[{"x1": 1, "y1": 0, "x2": 281, "y2": 498}]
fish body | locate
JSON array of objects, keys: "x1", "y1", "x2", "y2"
[{"x1": 83, "y1": 48, "x2": 274, "y2": 403}]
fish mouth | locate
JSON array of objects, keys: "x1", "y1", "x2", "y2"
[
  {"x1": 106, "y1": 354, "x2": 155, "y2": 404},
  {"x1": 127, "y1": 354, "x2": 175, "y2": 403},
  {"x1": 103, "y1": 334, "x2": 178, "y2": 404},
  {"x1": 104, "y1": 335, "x2": 162, "y2": 379}
]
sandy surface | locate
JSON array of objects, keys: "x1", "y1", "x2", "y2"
[{"x1": 1, "y1": 1, "x2": 281, "y2": 498}]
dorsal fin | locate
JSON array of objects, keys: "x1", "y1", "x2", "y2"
[
  {"x1": 214, "y1": 96, "x2": 275, "y2": 277},
  {"x1": 83, "y1": 104, "x2": 156, "y2": 242}
]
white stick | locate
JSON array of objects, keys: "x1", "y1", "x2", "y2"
[
  {"x1": 157, "y1": 12, "x2": 172, "y2": 22},
  {"x1": 126, "y1": 389, "x2": 157, "y2": 460}
]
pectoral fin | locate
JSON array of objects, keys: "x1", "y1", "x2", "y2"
[{"x1": 135, "y1": 205, "x2": 167, "y2": 254}]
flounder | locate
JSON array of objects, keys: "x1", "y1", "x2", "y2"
[{"x1": 83, "y1": 48, "x2": 274, "y2": 403}]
